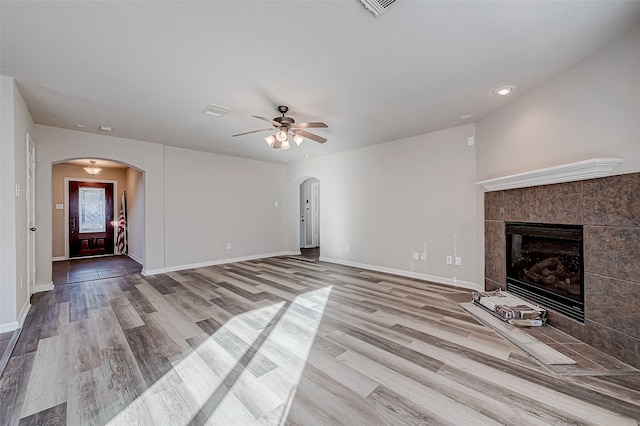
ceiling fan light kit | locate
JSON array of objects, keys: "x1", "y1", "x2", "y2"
[
  {"x1": 232, "y1": 105, "x2": 328, "y2": 150},
  {"x1": 276, "y1": 129, "x2": 288, "y2": 142}
]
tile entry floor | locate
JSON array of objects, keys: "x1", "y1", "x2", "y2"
[{"x1": 52, "y1": 255, "x2": 142, "y2": 286}]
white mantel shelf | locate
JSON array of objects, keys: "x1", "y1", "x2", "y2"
[{"x1": 476, "y1": 157, "x2": 625, "y2": 192}]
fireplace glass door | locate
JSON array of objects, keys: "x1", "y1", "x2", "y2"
[{"x1": 505, "y1": 222, "x2": 584, "y2": 322}]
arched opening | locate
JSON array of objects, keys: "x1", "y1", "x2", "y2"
[
  {"x1": 50, "y1": 158, "x2": 145, "y2": 285},
  {"x1": 299, "y1": 177, "x2": 320, "y2": 260}
]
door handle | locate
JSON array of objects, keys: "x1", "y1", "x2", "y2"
[{"x1": 30, "y1": 227, "x2": 36, "y2": 231}]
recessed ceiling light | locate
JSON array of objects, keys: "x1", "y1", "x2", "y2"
[
  {"x1": 492, "y1": 85, "x2": 516, "y2": 96},
  {"x1": 99, "y1": 125, "x2": 113, "y2": 131},
  {"x1": 460, "y1": 114, "x2": 473, "y2": 119},
  {"x1": 202, "y1": 104, "x2": 231, "y2": 117}
]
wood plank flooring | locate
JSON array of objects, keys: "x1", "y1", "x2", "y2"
[{"x1": 1, "y1": 255, "x2": 639, "y2": 425}]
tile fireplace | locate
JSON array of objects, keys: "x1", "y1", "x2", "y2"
[{"x1": 484, "y1": 171, "x2": 640, "y2": 369}]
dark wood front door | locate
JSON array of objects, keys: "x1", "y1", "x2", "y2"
[{"x1": 69, "y1": 181, "x2": 114, "y2": 258}]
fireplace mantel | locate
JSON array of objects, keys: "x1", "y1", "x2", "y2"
[{"x1": 476, "y1": 157, "x2": 624, "y2": 192}]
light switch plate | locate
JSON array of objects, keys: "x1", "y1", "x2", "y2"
[{"x1": 56, "y1": 204, "x2": 64, "y2": 210}]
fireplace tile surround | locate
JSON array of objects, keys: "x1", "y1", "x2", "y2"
[{"x1": 484, "y1": 172, "x2": 640, "y2": 369}]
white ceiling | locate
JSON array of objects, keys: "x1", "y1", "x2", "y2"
[{"x1": 2, "y1": 1, "x2": 640, "y2": 164}]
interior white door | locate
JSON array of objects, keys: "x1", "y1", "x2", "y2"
[
  {"x1": 300, "y1": 183, "x2": 306, "y2": 248},
  {"x1": 26, "y1": 133, "x2": 36, "y2": 296},
  {"x1": 310, "y1": 182, "x2": 320, "y2": 247}
]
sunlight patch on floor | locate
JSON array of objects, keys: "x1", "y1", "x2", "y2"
[{"x1": 107, "y1": 286, "x2": 332, "y2": 425}]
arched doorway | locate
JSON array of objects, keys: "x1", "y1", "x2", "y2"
[
  {"x1": 299, "y1": 177, "x2": 320, "y2": 259},
  {"x1": 51, "y1": 158, "x2": 145, "y2": 285}
]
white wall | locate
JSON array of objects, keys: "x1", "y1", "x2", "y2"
[
  {"x1": 126, "y1": 167, "x2": 145, "y2": 264},
  {"x1": 163, "y1": 146, "x2": 288, "y2": 270},
  {"x1": 477, "y1": 24, "x2": 640, "y2": 180},
  {"x1": 288, "y1": 123, "x2": 480, "y2": 289},
  {"x1": 32, "y1": 125, "x2": 290, "y2": 283},
  {"x1": 33, "y1": 125, "x2": 166, "y2": 280},
  {"x1": 0, "y1": 76, "x2": 34, "y2": 331}
]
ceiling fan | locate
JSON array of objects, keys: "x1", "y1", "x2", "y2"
[{"x1": 232, "y1": 105, "x2": 328, "y2": 150}]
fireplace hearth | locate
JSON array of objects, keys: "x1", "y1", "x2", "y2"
[{"x1": 505, "y1": 222, "x2": 584, "y2": 322}]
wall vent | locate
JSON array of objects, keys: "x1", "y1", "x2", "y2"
[
  {"x1": 360, "y1": 0, "x2": 397, "y2": 16},
  {"x1": 202, "y1": 104, "x2": 231, "y2": 117}
]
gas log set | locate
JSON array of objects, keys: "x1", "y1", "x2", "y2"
[{"x1": 505, "y1": 222, "x2": 584, "y2": 322}]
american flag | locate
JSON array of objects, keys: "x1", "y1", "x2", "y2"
[{"x1": 116, "y1": 191, "x2": 127, "y2": 255}]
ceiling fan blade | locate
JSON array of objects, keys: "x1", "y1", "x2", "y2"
[
  {"x1": 292, "y1": 122, "x2": 328, "y2": 129},
  {"x1": 252, "y1": 116, "x2": 281, "y2": 127},
  {"x1": 232, "y1": 128, "x2": 273, "y2": 137},
  {"x1": 295, "y1": 129, "x2": 327, "y2": 144}
]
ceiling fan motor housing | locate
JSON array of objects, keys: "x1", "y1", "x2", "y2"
[
  {"x1": 274, "y1": 105, "x2": 294, "y2": 128},
  {"x1": 274, "y1": 116, "x2": 295, "y2": 127}
]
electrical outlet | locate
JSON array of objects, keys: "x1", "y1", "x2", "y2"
[
  {"x1": 421, "y1": 253, "x2": 426, "y2": 261},
  {"x1": 413, "y1": 252, "x2": 419, "y2": 260},
  {"x1": 446, "y1": 256, "x2": 453, "y2": 264},
  {"x1": 226, "y1": 242, "x2": 231, "y2": 250},
  {"x1": 345, "y1": 244, "x2": 350, "y2": 251},
  {"x1": 455, "y1": 256, "x2": 462, "y2": 265}
]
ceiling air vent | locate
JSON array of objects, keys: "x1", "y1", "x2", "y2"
[
  {"x1": 360, "y1": 0, "x2": 397, "y2": 16},
  {"x1": 202, "y1": 104, "x2": 231, "y2": 117}
]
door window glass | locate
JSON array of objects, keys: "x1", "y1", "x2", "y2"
[{"x1": 79, "y1": 187, "x2": 106, "y2": 233}]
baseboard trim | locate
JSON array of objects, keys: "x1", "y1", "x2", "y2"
[
  {"x1": 52, "y1": 256, "x2": 65, "y2": 262},
  {"x1": 142, "y1": 267, "x2": 166, "y2": 276},
  {"x1": 128, "y1": 253, "x2": 143, "y2": 265},
  {"x1": 17, "y1": 301, "x2": 31, "y2": 327},
  {"x1": 34, "y1": 282, "x2": 54, "y2": 293},
  {"x1": 319, "y1": 256, "x2": 482, "y2": 291},
  {"x1": 142, "y1": 251, "x2": 296, "y2": 276}
]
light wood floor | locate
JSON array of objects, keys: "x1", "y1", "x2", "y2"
[{"x1": 1, "y1": 255, "x2": 639, "y2": 425}]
